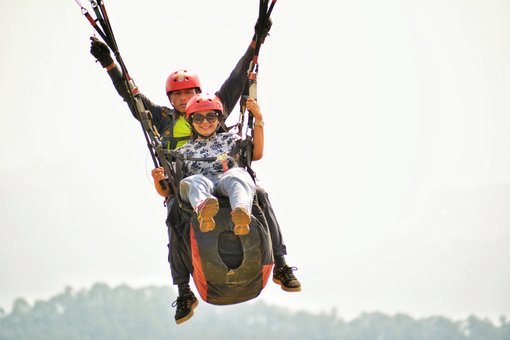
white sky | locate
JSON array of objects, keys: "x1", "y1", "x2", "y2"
[{"x1": 1, "y1": 0, "x2": 510, "y2": 322}]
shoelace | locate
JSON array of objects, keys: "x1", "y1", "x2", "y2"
[
  {"x1": 172, "y1": 295, "x2": 191, "y2": 311},
  {"x1": 279, "y1": 266, "x2": 298, "y2": 280},
  {"x1": 171, "y1": 296, "x2": 183, "y2": 309}
]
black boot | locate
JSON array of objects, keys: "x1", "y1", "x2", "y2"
[
  {"x1": 172, "y1": 291, "x2": 198, "y2": 324},
  {"x1": 273, "y1": 265, "x2": 301, "y2": 292}
]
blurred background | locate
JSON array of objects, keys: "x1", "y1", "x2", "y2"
[{"x1": 1, "y1": 0, "x2": 509, "y2": 323}]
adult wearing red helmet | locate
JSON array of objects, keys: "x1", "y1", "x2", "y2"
[
  {"x1": 154, "y1": 93, "x2": 263, "y2": 235},
  {"x1": 176, "y1": 93, "x2": 263, "y2": 235},
  {"x1": 153, "y1": 94, "x2": 274, "y2": 309},
  {"x1": 90, "y1": 26, "x2": 265, "y2": 324},
  {"x1": 165, "y1": 69, "x2": 202, "y2": 121},
  {"x1": 90, "y1": 20, "x2": 300, "y2": 325}
]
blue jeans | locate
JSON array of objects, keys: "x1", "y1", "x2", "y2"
[{"x1": 179, "y1": 168, "x2": 256, "y2": 214}]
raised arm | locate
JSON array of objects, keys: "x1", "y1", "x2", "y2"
[
  {"x1": 215, "y1": 19, "x2": 272, "y2": 117},
  {"x1": 89, "y1": 37, "x2": 165, "y2": 125}
]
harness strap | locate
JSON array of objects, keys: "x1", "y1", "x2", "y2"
[{"x1": 164, "y1": 135, "x2": 191, "y2": 150}]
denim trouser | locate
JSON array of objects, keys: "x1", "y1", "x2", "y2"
[{"x1": 179, "y1": 167, "x2": 256, "y2": 214}]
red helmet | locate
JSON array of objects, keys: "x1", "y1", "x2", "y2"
[
  {"x1": 165, "y1": 69, "x2": 202, "y2": 94},
  {"x1": 186, "y1": 93, "x2": 224, "y2": 118}
]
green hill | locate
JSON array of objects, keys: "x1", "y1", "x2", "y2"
[{"x1": 0, "y1": 283, "x2": 508, "y2": 340}]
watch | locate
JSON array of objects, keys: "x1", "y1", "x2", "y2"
[{"x1": 254, "y1": 120, "x2": 265, "y2": 127}]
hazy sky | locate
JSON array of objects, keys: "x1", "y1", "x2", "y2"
[{"x1": 1, "y1": 0, "x2": 509, "y2": 322}]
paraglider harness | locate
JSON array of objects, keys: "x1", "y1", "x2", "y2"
[
  {"x1": 77, "y1": 0, "x2": 277, "y2": 306},
  {"x1": 76, "y1": 0, "x2": 276, "y2": 211}
]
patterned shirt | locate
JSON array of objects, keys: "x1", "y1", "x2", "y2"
[{"x1": 177, "y1": 132, "x2": 242, "y2": 181}]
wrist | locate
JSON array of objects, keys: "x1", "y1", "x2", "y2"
[{"x1": 254, "y1": 119, "x2": 264, "y2": 127}]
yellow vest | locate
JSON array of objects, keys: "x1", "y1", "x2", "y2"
[{"x1": 173, "y1": 115, "x2": 191, "y2": 149}]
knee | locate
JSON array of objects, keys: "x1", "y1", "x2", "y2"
[
  {"x1": 256, "y1": 186, "x2": 270, "y2": 203},
  {"x1": 256, "y1": 185, "x2": 268, "y2": 197},
  {"x1": 224, "y1": 168, "x2": 250, "y2": 184},
  {"x1": 180, "y1": 176, "x2": 192, "y2": 187},
  {"x1": 179, "y1": 180, "x2": 189, "y2": 195},
  {"x1": 181, "y1": 174, "x2": 201, "y2": 184},
  {"x1": 180, "y1": 174, "x2": 209, "y2": 190}
]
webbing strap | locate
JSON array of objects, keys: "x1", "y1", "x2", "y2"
[{"x1": 235, "y1": 0, "x2": 276, "y2": 177}]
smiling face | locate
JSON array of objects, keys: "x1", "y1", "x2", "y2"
[{"x1": 191, "y1": 110, "x2": 220, "y2": 137}]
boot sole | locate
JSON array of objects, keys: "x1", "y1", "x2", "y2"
[
  {"x1": 272, "y1": 277, "x2": 302, "y2": 292},
  {"x1": 231, "y1": 206, "x2": 251, "y2": 235},
  {"x1": 175, "y1": 299, "x2": 199, "y2": 325},
  {"x1": 198, "y1": 198, "x2": 219, "y2": 232}
]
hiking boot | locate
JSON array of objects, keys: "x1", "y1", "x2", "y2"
[
  {"x1": 273, "y1": 265, "x2": 301, "y2": 292},
  {"x1": 196, "y1": 197, "x2": 219, "y2": 232},
  {"x1": 172, "y1": 292, "x2": 198, "y2": 325},
  {"x1": 231, "y1": 205, "x2": 251, "y2": 235}
]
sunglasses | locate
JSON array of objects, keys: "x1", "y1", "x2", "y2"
[{"x1": 191, "y1": 112, "x2": 219, "y2": 124}]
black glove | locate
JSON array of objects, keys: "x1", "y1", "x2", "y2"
[
  {"x1": 254, "y1": 17, "x2": 272, "y2": 44},
  {"x1": 90, "y1": 37, "x2": 113, "y2": 68}
]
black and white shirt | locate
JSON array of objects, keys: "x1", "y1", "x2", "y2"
[{"x1": 177, "y1": 132, "x2": 242, "y2": 181}]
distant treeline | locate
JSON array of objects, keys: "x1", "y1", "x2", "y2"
[{"x1": 0, "y1": 283, "x2": 508, "y2": 340}]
